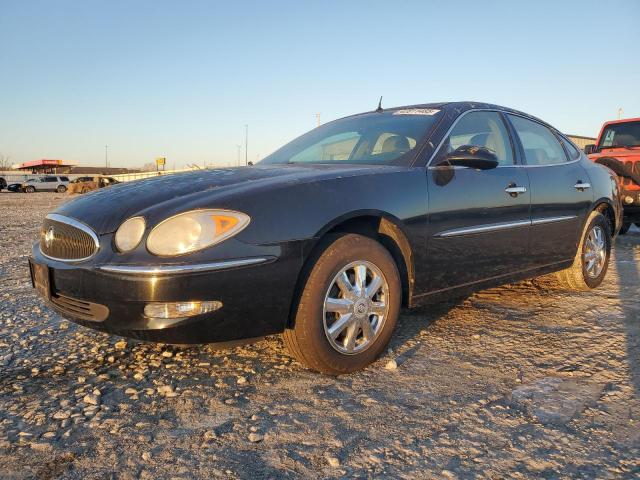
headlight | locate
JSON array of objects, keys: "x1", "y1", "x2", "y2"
[
  {"x1": 114, "y1": 216, "x2": 146, "y2": 252},
  {"x1": 146, "y1": 209, "x2": 250, "y2": 256}
]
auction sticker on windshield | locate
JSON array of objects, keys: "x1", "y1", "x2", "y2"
[{"x1": 393, "y1": 108, "x2": 440, "y2": 116}]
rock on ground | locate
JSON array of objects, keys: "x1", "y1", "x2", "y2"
[{"x1": 1, "y1": 192, "x2": 639, "y2": 479}]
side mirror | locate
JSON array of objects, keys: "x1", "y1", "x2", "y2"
[
  {"x1": 438, "y1": 145, "x2": 499, "y2": 170},
  {"x1": 584, "y1": 144, "x2": 596, "y2": 155}
]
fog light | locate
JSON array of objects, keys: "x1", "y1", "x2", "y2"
[
  {"x1": 144, "y1": 301, "x2": 222, "y2": 319},
  {"x1": 624, "y1": 196, "x2": 634, "y2": 205}
]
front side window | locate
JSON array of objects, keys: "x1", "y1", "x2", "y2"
[
  {"x1": 59, "y1": 176, "x2": 69, "y2": 182},
  {"x1": 434, "y1": 111, "x2": 514, "y2": 166},
  {"x1": 598, "y1": 121, "x2": 640, "y2": 149},
  {"x1": 508, "y1": 115, "x2": 567, "y2": 165},
  {"x1": 260, "y1": 110, "x2": 441, "y2": 166}
]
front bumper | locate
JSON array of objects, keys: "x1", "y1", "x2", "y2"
[
  {"x1": 621, "y1": 189, "x2": 640, "y2": 223},
  {"x1": 30, "y1": 242, "x2": 303, "y2": 344}
]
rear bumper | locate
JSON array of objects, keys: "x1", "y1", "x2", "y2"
[{"x1": 31, "y1": 242, "x2": 303, "y2": 344}]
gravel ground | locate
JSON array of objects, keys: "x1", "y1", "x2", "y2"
[{"x1": 1, "y1": 191, "x2": 639, "y2": 479}]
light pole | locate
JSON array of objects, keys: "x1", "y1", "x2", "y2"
[
  {"x1": 245, "y1": 124, "x2": 248, "y2": 166},
  {"x1": 236, "y1": 144, "x2": 242, "y2": 167},
  {"x1": 105, "y1": 145, "x2": 108, "y2": 168}
]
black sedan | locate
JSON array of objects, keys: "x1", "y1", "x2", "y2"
[{"x1": 30, "y1": 102, "x2": 622, "y2": 374}]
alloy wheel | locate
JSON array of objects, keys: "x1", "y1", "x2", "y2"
[
  {"x1": 584, "y1": 225, "x2": 606, "y2": 278},
  {"x1": 322, "y1": 260, "x2": 389, "y2": 355}
]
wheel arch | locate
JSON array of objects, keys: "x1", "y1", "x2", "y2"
[
  {"x1": 286, "y1": 211, "x2": 414, "y2": 328},
  {"x1": 592, "y1": 198, "x2": 619, "y2": 236}
]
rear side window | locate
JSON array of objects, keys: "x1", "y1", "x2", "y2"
[
  {"x1": 59, "y1": 176, "x2": 69, "y2": 181},
  {"x1": 508, "y1": 115, "x2": 567, "y2": 165},
  {"x1": 560, "y1": 137, "x2": 580, "y2": 160},
  {"x1": 43, "y1": 176, "x2": 57, "y2": 182}
]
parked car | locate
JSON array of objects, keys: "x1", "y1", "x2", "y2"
[
  {"x1": 585, "y1": 118, "x2": 640, "y2": 234},
  {"x1": 67, "y1": 176, "x2": 120, "y2": 194},
  {"x1": 29, "y1": 101, "x2": 621, "y2": 374},
  {"x1": 7, "y1": 183, "x2": 23, "y2": 192},
  {"x1": 0, "y1": 177, "x2": 6, "y2": 191},
  {"x1": 21, "y1": 176, "x2": 70, "y2": 193}
]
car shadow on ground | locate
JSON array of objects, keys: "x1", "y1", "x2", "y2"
[{"x1": 614, "y1": 229, "x2": 640, "y2": 398}]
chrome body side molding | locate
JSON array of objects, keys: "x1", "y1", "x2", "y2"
[
  {"x1": 435, "y1": 215, "x2": 577, "y2": 238},
  {"x1": 96, "y1": 257, "x2": 272, "y2": 275},
  {"x1": 531, "y1": 215, "x2": 578, "y2": 226},
  {"x1": 434, "y1": 220, "x2": 531, "y2": 238}
]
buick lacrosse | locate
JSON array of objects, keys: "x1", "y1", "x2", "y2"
[{"x1": 30, "y1": 102, "x2": 622, "y2": 374}]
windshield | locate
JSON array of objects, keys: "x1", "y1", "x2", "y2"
[
  {"x1": 599, "y1": 121, "x2": 640, "y2": 149},
  {"x1": 260, "y1": 109, "x2": 441, "y2": 166}
]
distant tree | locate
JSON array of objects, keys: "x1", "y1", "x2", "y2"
[
  {"x1": 140, "y1": 162, "x2": 157, "y2": 172},
  {"x1": 0, "y1": 154, "x2": 11, "y2": 170}
]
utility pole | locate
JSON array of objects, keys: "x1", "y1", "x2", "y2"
[
  {"x1": 618, "y1": 107, "x2": 623, "y2": 120},
  {"x1": 244, "y1": 125, "x2": 249, "y2": 166},
  {"x1": 105, "y1": 145, "x2": 108, "y2": 168},
  {"x1": 315, "y1": 113, "x2": 321, "y2": 127}
]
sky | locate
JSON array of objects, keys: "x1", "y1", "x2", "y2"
[{"x1": 1, "y1": 0, "x2": 639, "y2": 169}]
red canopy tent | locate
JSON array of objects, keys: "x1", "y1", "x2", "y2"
[{"x1": 12, "y1": 159, "x2": 75, "y2": 173}]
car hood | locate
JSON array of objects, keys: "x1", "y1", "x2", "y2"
[
  {"x1": 53, "y1": 164, "x2": 404, "y2": 234},
  {"x1": 589, "y1": 148, "x2": 640, "y2": 161}
]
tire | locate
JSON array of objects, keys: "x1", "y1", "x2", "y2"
[
  {"x1": 81, "y1": 187, "x2": 89, "y2": 194},
  {"x1": 25, "y1": 186, "x2": 35, "y2": 193},
  {"x1": 283, "y1": 233, "x2": 401, "y2": 375},
  {"x1": 57, "y1": 185, "x2": 67, "y2": 193},
  {"x1": 554, "y1": 211, "x2": 611, "y2": 291},
  {"x1": 619, "y1": 222, "x2": 631, "y2": 235}
]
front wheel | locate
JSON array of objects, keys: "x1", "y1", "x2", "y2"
[
  {"x1": 283, "y1": 233, "x2": 401, "y2": 375},
  {"x1": 554, "y1": 211, "x2": 611, "y2": 291},
  {"x1": 24, "y1": 186, "x2": 35, "y2": 193},
  {"x1": 56, "y1": 185, "x2": 67, "y2": 193}
]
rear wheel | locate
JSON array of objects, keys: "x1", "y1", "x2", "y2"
[
  {"x1": 283, "y1": 233, "x2": 401, "y2": 375},
  {"x1": 553, "y1": 211, "x2": 611, "y2": 291},
  {"x1": 619, "y1": 222, "x2": 631, "y2": 235},
  {"x1": 56, "y1": 185, "x2": 67, "y2": 193},
  {"x1": 24, "y1": 186, "x2": 35, "y2": 193}
]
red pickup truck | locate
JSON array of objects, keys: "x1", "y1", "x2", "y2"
[{"x1": 586, "y1": 117, "x2": 640, "y2": 234}]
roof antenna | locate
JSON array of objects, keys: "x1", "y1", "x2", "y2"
[{"x1": 376, "y1": 96, "x2": 383, "y2": 112}]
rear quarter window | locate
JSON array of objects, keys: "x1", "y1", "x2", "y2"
[{"x1": 560, "y1": 137, "x2": 580, "y2": 160}]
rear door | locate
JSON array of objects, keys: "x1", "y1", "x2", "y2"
[
  {"x1": 42, "y1": 176, "x2": 58, "y2": 191},
  {"x1": 425, "y1": 110, "x2": 531, "y2": 291},
  {"x1": 506, "y1": 114, "x2": 592, "y2": 265}
]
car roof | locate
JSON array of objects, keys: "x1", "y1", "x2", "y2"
[{"x1": 338, "y1": 101, "x2": 559, "y2": 132}]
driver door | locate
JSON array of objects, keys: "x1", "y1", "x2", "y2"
[{"x1": 425, "y1": 111, "x2": 531, "y2": 291}]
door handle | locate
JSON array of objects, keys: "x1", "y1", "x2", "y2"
[
  {"x1": 574, "y1": 181, "x2": 591, "y2": 191},
  {"x1": 505, "y1": 185, "x2": 527, "y2": 196}
]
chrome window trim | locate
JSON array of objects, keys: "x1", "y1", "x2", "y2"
[
  {"x1": 435, "y1": 215, "x2": 577, "y2": 238},
  {"x1": 40, "y1": 213, "x2": 100, "y2": 263},
  {"x1": 426, "y1": 108, "x2": 581, "y2": 168},
  {"x1": 96, "y1": 257, "x2": 272, "y2": 275}
]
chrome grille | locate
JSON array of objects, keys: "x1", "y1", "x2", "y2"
[
  {"x1": 39, "y1": 214, "x2": 99, "y2": 261},
  {"x1": 622, "y1": 161, "x2": 640, "y2": 188}
]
